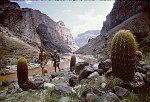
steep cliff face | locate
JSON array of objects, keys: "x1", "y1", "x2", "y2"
[
  {"x1": 76, "y1": 0, "x2": 150, "y2": 61},
  {"x1": 75, "y1": 30, "x2": 100, "y2": 47},
  {"x1": 0, "y1": 26, "x2": 38, "y2": 65},
  {"x1": 55, "y1": 21, "x2": 77, "y2": 51},
  {"x1": 36, "y1": 23, "x2": 70, "y2": 53},
  {"x1": 0, "y1": 1, "x2": 77, "y2": 65},
  {"x1": 101, "y1": 0, "x2": 150, "y2": 34},
  {"x1": 0, "y1": 1, "x2": 77, "y2": 53}
]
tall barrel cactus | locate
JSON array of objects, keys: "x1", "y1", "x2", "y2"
[
  {"x1": 17, "y1": 57, "x2": 28, "y2": 87},
  {"x1": 70, "y1": 54, "x2": 76, "y2": 72},
  {"x1": 111, "y1": 30, "x2": 138, "y2": 82}
]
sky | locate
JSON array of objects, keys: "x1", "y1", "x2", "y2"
[{"x1": 13, "y1": 0, "x2": 115, "y2": 38}]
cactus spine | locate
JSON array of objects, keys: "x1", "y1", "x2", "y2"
[
  {"x1": 17, "y1": 57, "x2": 28, "y2": 87},
  {"x1": 111, "y1": 30, "x2": 138, "y2": 82},
  {"x1": 70, "y1": 54, "x2": 76, "y2": 72}
]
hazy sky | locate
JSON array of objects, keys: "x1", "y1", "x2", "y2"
[{"x1": 14, "y1": 0, "x2": 114, "y2": 38}]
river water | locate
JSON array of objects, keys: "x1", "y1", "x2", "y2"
[
  {"x1": 0, "y1": 61, "x2": 69, "y2": 85},
  {"x1": 0, "y1": 54, "x2": 96, "y2": 85}
]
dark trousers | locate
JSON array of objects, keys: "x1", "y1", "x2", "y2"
[{"x1": 54, "y1": 62, "x2": 60, "y2": 72}]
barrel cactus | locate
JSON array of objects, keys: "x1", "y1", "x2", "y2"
[
  {"x1": 17, "y1": 57, "x2": 28, "y2": 87},
  {"x1": 111, "y1": 30, "x2": 138, "y2": 82},
  {"x1": 43, "y1": 68, "x2": 48, "y2": 74},
  {"x1": 70, "y1": 54, "x2": 76, "y2": 72},
  {"x1": 135, "y1": 50, "x2": 142, "y2": 61}
]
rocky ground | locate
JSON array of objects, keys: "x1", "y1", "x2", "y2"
[{"x1": 0, "y1": 54, "x2": 150, "y2": 102}]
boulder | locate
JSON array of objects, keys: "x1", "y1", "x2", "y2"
[
  {"x1": 51, "y1": 73, "x2": 59, "y2": 78},
  {"x1": 113, "y1": 86, "x2": 129, "y2": 99},
  {"x1": 51, "y1": 72, "x2": 66, "y2": 79},
  {"x1": 98, "y1": 59, "x2": 111, "y2": 74},
  {"x1": 86, "y1": 93, "x2": 99, "y2": 102},
  {"x1": 145, "y1": 71, "x2": 150, "y2": 83},
  {"x1": 96, "y1": 92, "x2": 120, "y2": 102},
  {"x1": 80, "y1": 79, "x2": 92, "y2": 84},
  {"x1": 92, "y1": 63, "x2": 99, "y2": 69},
  {"x1": 92, "y1": 88, "x2": 105, "y2": 96},
  {"x1": 142, "y1": 64, "x2": 150, "y2": 73},
  {"x1": 69, "y1": 76, "x2": 78, "y2": 87},
  {"x1": 43, "y1": 83, "x2": 55, "y2": 89},
  {"x1": 121, "y1": 72, "x2": 145, "y2": 93},
  {"x1": 20, "y1": 80, "x2": 44, "y2": 91},
  {"x1": 55, "y1": 83, "x2": 72, "y2": 93},
  {"x1": 136, "y1": 63, "x2": 150, "y2": 74},
  {"x1": 59, "y1": 97, "x2": 70, "y2": 102},
  {"x1": 78, "y1": 66, "x2": 94, "y2": 81},
  {"x1": 75, "y1": 62, "x2": 89, "y2": 74},
  {"x1": 144, "y1": 71, "x2": 150, "y2": 90},
  {"x1": 88, "y1": 72, "x2": 99, "y2": 79},
  {"x1": 80, "y1": 88, "x2": 105, "y2": 102},
  {"x1": 127, "y1": 72, "x2": 145, "y2": 89},
  {"x1": 7, "y1": 83, "x2": 22, "y2": 94},
  {"x1": 103, "y1": 59, "x2": 111, "y2": 66},
  {"x1": 0, "y1": 91, "x2": 6, "y2": 100},
  {"x1": 105, "y1": 68, "x2": 112, "y2": 78},
  {"x1": 95, "y1": 69, "x2": 103, "y2": 76},
  {"x1": 134, "y1": 72, "x2": 144, "y2": 82},
  {"x1": 136, "y1": 66, "x2": 145, "y2": 74},
  {"x1": 2, "y1": 80, "x2": 12, "y2": 87},
  {"x1": 73, "y1": 84, "x2": 83, "y2": 92}
]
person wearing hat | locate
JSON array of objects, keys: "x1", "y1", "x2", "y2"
[
  {"x1": 53, "y1": 50, "x2": 60, "y2": 72},
  {"x1": 38, "y1": 48, "x2": 48, "y2": 76}
]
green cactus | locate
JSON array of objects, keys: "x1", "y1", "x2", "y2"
[
  {"x1": 43, "y1": 68, "x2": 48, "y2": 74},
  {"x1": 111, "y1": 30, "x2": 138, "y2": 82},
  {"x1": 17, "y1": 57, "x2": 28, "y2": 87},
  {"x1": 135, "y1": 50, "x2": 142, "y2": 61},
  {"x1": 70, "y1": 54, "x2": 76, "y2": 72}
]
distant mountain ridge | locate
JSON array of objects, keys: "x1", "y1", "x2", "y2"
[{"x1": 75, "y1": 30, "x2": 100, "y2": 47}]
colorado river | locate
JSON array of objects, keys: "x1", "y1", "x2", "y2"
[{"x1": 0, "y1": 61, "x2": 69, "y2": 85}]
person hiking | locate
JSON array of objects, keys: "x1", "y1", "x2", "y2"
[
  {"x1": 53, "y1": 50, "x2": 60, "y2": 72},
  {"x1": 38, "y1": 47, "x2": 48, "y2": 76}
]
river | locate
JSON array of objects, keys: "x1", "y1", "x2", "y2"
[{"x1": 0, "y1": 61, "x2": 69, "y2": 85}]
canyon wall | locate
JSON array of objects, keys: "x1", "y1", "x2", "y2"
[
  {"x1": 101, "y1": 0, "x2": 150, "y2": 34},
  {"x1": 0, "y1": 1, "x2": 77, "y2": 65},
  {"x1": 76, "y1": 0, "x2": 150, "y2": 61}
]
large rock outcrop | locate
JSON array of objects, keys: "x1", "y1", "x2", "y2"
[{"x1": 76, "y1": 0, "x2": 150, "y2": 61}]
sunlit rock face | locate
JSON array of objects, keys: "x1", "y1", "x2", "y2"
[
  {"x1": 55, "y1": 21, "x2": 78, "y2": 52},
  {"x1": 76, "y1": 0, "x2": 150, "y2": 59},
  {"x1": 75, "y1": 30, "x2": 100, "y2": 48}
]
